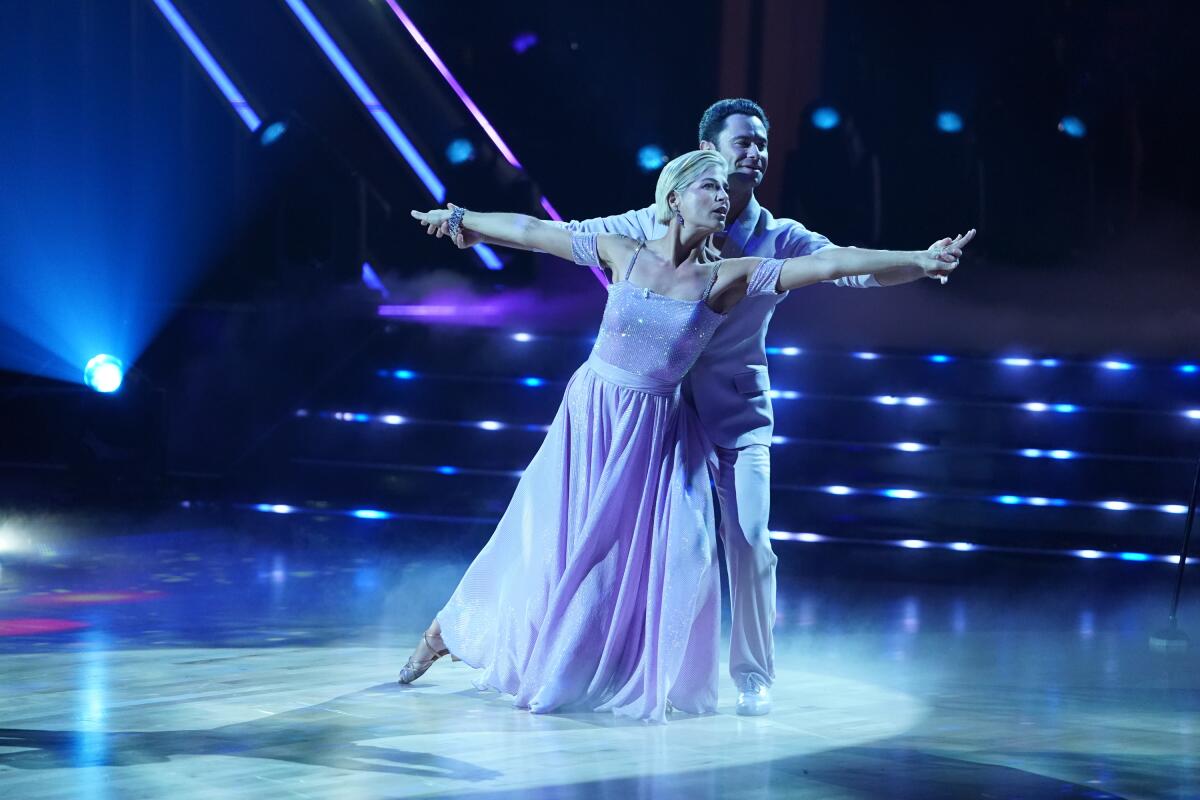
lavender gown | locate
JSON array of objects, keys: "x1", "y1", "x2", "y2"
[{"x1": 437, "y1": 249, "x2": 784, "y2": 723}]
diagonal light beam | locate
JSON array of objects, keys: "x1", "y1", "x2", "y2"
[
  {"x1": 150, "y1": 0, "x2": 262, "y2": 131},
  {"x1": 380, "y1": 1, "x2": 607, "y2": 282},
  {"x1": 283, "y1": 0, "x2": 502, "y2": 269}
]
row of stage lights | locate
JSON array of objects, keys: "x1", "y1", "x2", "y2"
[
  {"x1": 293, "y1": 409, "x2": 1191, "y2": 516},
  {"x1": 304, "y1": 406, "x2": 1200, "y2": 466},
  {"x1": 233, "y1": 501, "x2": 1196, "y2": 566},
  {"x1": 629, "y1": 109, "x2": 1089, "y2": 172},
  {"x1": 300, "y1": 408, "x2": 1193, "y2": 465},
  {"x1": 808, "y1": 106, "x2": 1088, "y2": 138},
  {"x1": 376, "y1": 367, "x2": 1200, "y2": 421},
  {"x1": 497, "y1": 331, "x2": 1199, "y2": 374}
]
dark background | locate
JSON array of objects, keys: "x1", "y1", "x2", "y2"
[{"x1": 0, "y1": 0, "x2": 1197, "y2": 505}]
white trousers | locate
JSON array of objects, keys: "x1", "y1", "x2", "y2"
[{"x1": 713, "y1": 443, "x2": 777, "y2": 689}]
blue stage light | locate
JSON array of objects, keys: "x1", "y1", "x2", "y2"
[
  {"x1": 936, "y1": 111, "x2": 963, "y2": 133},
  {"x1": 1101, "y1": 360, "x2": 1133, "y2": 371},
  {"x1": 394, "y1": 369, "x2": 416, "y2": 380},
  {"x1": 259, "y1": 121, "x2": 289, "y2": 147},
  {"x1": 521, "y1": 377, "x2": 545, "y2": 387},
  {"x1": 84, "y1": 355, "x2": 124, "y2": 393},
  {"x1": 436, "y1": 466, "x2": 458, "y2": 475},
  {"x1": 854, "y1": 352, "x2": 879, "y2": 360},
  {"x1": 1002, "y1": 357, "x2": 1034, "y2": 367},
  {"x1": 351, "y1": 509, "x2": 391, "y2": 520},
  {"x1": 996, "y1": 495, "x2": 1023, "y2": 505},
  {"x1": 446, "y1": 137, "x2": 475, "y2": 165},
  {"x1": 1119, "y1": 552, "x2": 1151, "y2": 562},
  {"x1": 1053, "y1": 404, "x2": 1078, "y2": 414},
  {"x1": 511, "y1": 32, "x2": 539, "y2": 54},
  {"x1": 1039, "y1": 358, "x2": 1060, "y2": 367},
  {"x1": 1179, "y1": 364, "x2": 1199, "y2": 375},
  {"x1": 883, "y1": 489, "x2": 922, "y2": 499},
  {"x1": 254, "y1": 504, "x2": 296, "y2": 514},
  {"x1": 1058, "y1": 116, "x2": 1087, "y2": 138},
  {"x1": 928, "y1": 354, "x2": 953, "y2": 363},
  {"x1": 811, "y1": 106, "x2": 841, "y2": 130},
  {"x1": 637, "y1": 145, "x2": 668, "y2": 172}
]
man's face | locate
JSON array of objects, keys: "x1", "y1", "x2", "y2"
[{"x1": 712, "y1": 114, "x2": 768, "y2": 188}]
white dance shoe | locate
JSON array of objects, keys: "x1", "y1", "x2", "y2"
[{"x1": 736, "y1": 676, "x2": 772, "y2": 716}]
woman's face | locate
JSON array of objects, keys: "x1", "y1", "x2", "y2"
[{"x1": 673, "y1": 166, "x2": 730, "y2": 233}]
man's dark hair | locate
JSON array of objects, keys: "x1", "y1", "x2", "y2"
[{"x1": 698, "y1": 98, "x2": 770, "y2": 145}]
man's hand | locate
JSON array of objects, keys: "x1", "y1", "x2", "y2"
[{"x1": 919, "y1": 228, "x2": 976, "y2": 283}]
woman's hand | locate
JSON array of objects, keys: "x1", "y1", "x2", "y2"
[
  {"x1": 410, "y1": 203, "x2": 458, "y2": 239},
  {"x1": 410, "y1": 203, "x2": 485, "y2": 248}
]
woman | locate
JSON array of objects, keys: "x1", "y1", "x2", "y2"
[{"x1": 403, "y1": 151, "x2": 961, "y2": 722}]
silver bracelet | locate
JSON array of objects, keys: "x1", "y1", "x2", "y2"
[{"x1": 447, "y1": 206, "x2": 467, "y2": 238}]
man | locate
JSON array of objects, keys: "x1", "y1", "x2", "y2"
[{"x1": 445, "y1": 98, "x2": 969, "y2": 716}]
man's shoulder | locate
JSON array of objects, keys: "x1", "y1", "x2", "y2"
[{"x1": 756, "y1": 203, "x2": 810, "y2": 233}]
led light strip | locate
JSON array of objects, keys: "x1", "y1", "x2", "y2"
[
  {"x1": 281, "y1": 0, "x2": 502, "y2": 269},
  {"x1": 768, "y1": 348, "x2": 1197, "y2": 374},
  {"x1": 150, "y1": 0, "x2": 262, "y2": 131},
  {"x1": 302, "y1": 405, "x2": 1195, "y2": 465},
  {"x1": 479, "y1": 331, "x2": 1197, "y2": 375},
  {"x1": 767, "y1": 529, "x2": 1197, "y2": 564},
  {"x1": 221, "y1": 500, "x2": 1197, "y2": 565},
  {"x1": 387, "y1": 328, "x2": 1198, "y2": 377},
  {"x1": 373, "y1": 367, "x2": 1200, "y2": 420},
  {"x1": 288, "y1": 448, "x2": 1191, "y2": 516}
]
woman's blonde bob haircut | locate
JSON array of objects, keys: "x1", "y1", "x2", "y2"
[{"x1": 654, "y1": 150, "x2": 729, "y2": 225}]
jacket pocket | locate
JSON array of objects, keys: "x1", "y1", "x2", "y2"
[{"x1": 733, "y1": 366, "x2": 771, "y2": 395}]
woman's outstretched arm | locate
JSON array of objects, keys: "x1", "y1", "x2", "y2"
[
  {"x1": 411, "y1": 203, "x2": 634, "y2": 273},
  {"x1": 778, "y1": 229, "x2": 975, "y2": 291}
]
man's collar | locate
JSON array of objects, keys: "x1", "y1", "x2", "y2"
[{"x1": 719, "y1": 194, "x2": 761, "y2": 257}]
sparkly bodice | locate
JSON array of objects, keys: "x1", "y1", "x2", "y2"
[{"x1": 590, "y1": 281, "x2": 724, "y2": 386}]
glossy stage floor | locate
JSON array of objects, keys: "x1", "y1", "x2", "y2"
[{"x1": 0, "y1": 508, "x2": 1197, "y2": 800}]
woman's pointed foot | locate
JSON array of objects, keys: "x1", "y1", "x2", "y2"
[{"x1": 398, "y1": 630, "x2": 451, "y2": 684}]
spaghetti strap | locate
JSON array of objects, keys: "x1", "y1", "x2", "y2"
[
  {"x1": 700, "y1": 261, "x2": 720, "y2": 303},
  {"x1": 624, "y1": 241, "x2": 646, "y2": 282}
]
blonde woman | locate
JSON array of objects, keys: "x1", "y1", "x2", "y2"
[{"x1": 402, "y1": 150, "x2": 962, "y2": 722}]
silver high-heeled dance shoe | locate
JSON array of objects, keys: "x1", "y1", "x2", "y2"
[{"x1": 398, "y1": 631, "x2": 459, "y2": 684}]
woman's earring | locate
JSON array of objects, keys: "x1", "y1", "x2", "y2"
[{"x1": 675, "y1": 208, "x2": 685, "y2": 226}]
